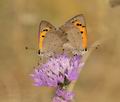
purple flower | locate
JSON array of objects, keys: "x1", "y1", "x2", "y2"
[
  {"x1": 31, "y1": 54, "x2": 84, "y2": 87},
  {"x1": 53, "y1": 96, "x2": 67, "y2": 102},
  {"x1": 53, "y1": 88, "x2": 74, "y2": 102},
  {"x1": 58, "y1": 88, "x2": 73, "y2": 99}
]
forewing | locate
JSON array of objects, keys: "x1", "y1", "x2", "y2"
[{"x1": 59, "y1": 14, "x2": 87, "y2": 51}]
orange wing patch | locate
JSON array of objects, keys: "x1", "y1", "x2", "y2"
[
  {"x1": 74, "y1": 21, "x2": 87, "y2": 51},
  {"x1": 39, "y1": 28, "x2": 50, "y2": 51}
]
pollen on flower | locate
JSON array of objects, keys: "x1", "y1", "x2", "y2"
[{"x1": 31, "y1": 54, "x2": 84, "y2": 88}]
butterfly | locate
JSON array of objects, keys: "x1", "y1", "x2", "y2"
[
  {"x1": 59, "y1": 14, "x2": 88, "y2": 55},
  {"x1": 38, "y1": 20, "x2": 68, "y2": 58},
  {"x1": 37, "y1": 14, "x2": 100, "y2": 58}
]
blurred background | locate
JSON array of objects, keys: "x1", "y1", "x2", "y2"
[{"x1": 0, "y1": 0, "x2": 120, "y2": 102}]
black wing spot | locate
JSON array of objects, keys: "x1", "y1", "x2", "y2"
[
  {"x1": 38, "y1": 50, "x2": 41, "y2": 54},
  {"x1": 85, "y1": 48, "x2": 87, "y2": 51},
  {"x1": 81, "y1": 31, "x2": 83, "y2": 34},
  {"x1": 76, "y1": 23, "x2": 82, "y2": 26},
  {"x1": 43, "y1": 29, "x2": 48, "y2": 31},
  {"x1": 42, "y1": 35, "x2": 45, "y2": 37}
]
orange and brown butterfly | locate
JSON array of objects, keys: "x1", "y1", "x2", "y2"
[
  {"x1": 26, "y1": 14, "x2": 102, "y2": 63},
  {"x1": 59, "y1": 14, "x2": 88, "y2": 55},
  {"x1": 38, "y1": 20, "x2": 68, "y2": 57}
]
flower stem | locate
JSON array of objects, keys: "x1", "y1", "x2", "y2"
[{"x1": 67, "y1": 39, "x2": 104, "y2": 93}]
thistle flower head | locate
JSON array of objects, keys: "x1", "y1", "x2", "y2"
[
  {"x1": 53, "y1": 88, "x2": 74, "y2": 102},
  {"x1": 31, "y1": 54, "x2": 84, "y2": 87}
]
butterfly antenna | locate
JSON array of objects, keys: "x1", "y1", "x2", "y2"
[{"x1": 25, "y1": 46, "x2": 37, "y2": 51}]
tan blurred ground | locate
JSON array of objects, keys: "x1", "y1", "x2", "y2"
[{"x1": 0, "y1": 0, "x2": 120, "y2": 102}]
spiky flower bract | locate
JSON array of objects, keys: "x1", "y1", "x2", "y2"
[{"x1": 31, "y1": 54, "x2": 84, "y2": 102}]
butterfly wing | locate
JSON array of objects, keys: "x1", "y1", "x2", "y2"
[
  {"x1": 59, "y1": 14, "x2": 88, "y2": 53},
  {"x1": 38, "y1": 20, "x2": 56, "y2": 55},
  {"x1": 42, "y1": 30, "x2": 65, "y2": 56},
  {"x1": 38, "y1": 20, "x2": 67, "y2": 57}
]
